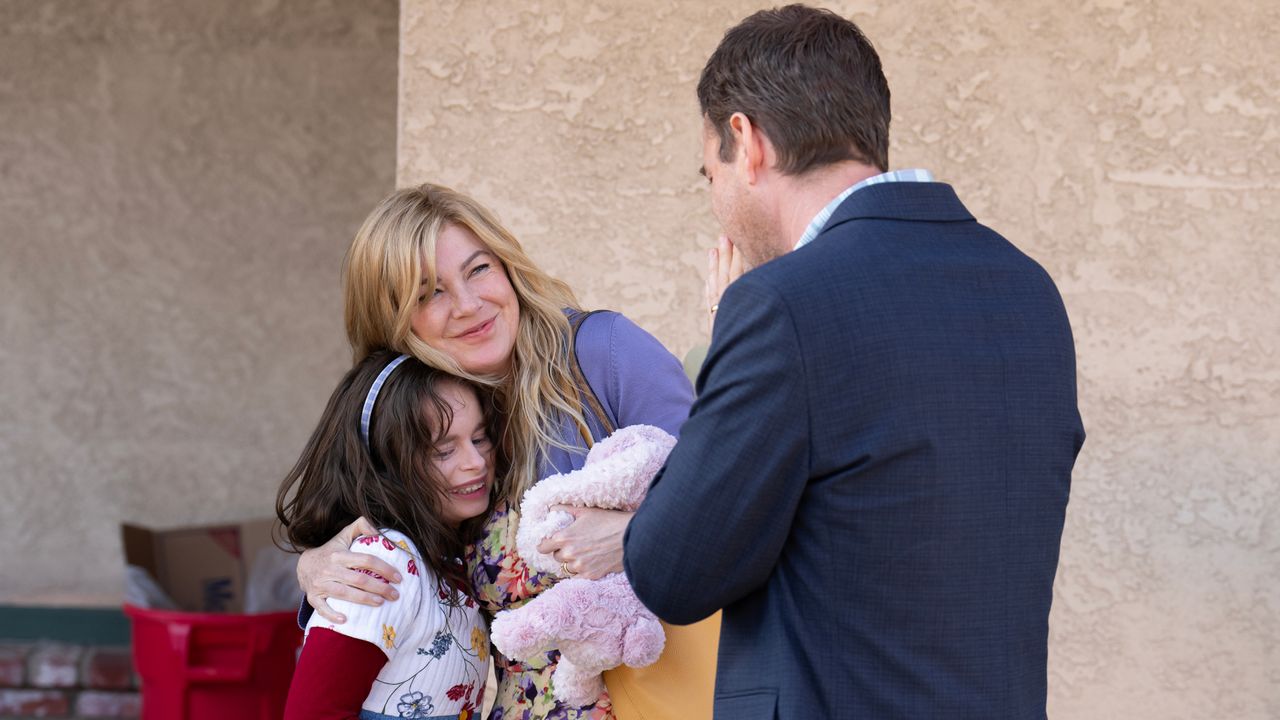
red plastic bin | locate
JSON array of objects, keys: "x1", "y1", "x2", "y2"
[{"x1": 124, "y1": 604, "x2": 303, "y2": 720}]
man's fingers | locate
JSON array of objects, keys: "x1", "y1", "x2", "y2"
[
  {"x1": 729, "y1": 240, "x2": 745, "y2": 280},
  {"x1": 717, "y1": 235, "x2": 732, "y2": 288},
  {"x1": 707, "y1": 249, "x2": 720, "y2": 301}
]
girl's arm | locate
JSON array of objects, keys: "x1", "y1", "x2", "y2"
[{"x1": 284, "y1": 628, "x2": 386, "y2": 720}]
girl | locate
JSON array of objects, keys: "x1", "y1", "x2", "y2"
[{"x1": 278, "y1": 349, "x2": 501, "y2": 720}]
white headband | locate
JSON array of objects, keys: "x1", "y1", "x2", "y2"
[{"x1": 359, "y1": 354, "x2": 412, "y2": 451}]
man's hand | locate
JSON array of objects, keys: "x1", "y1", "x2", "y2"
[
  {"x1": 296, "y1": 516, "x2": 402, "y2": 623},
  {"x1": 536, "y1": 506, "x2": 634, "y2": 580},
  {"x1": 706, "y1": 235, "x2": 747, "y2": 334}
]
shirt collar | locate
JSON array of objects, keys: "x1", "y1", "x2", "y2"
[{"x1": 793, "y1": 168, "x2": 936, "y2": 251}]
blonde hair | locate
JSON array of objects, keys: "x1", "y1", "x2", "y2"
[{"x1": 344, "y1": 183, "x2": 591, "y2": 502}]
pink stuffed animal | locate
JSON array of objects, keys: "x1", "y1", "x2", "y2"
[{"x1": 489, "y1": 425, "x2": 674, "y2": 706}]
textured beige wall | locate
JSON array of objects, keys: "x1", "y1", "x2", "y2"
[
  {"x1": 0, "y1": 0, "x2": 398, "y2": 604},
  {"x1": 399, "y1": 1, "x2": 1279, "y2": 717}
]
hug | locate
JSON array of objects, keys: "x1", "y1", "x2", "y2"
[{"x1": 276, "y1": 5, "x2": 1082, "y2": 720}]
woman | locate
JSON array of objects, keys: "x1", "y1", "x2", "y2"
[{"x1": 297, "y1": 183, "x2": 723, "y2": 720}]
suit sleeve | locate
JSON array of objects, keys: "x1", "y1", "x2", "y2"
[{"x1": 623, "y1": 275, "x2": 809, "y2": 624}]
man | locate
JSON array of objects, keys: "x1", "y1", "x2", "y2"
[{"x1": 623, "y1": 5, "x2": 1085, "y2": 719}]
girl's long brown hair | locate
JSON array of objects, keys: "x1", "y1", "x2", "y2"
[{"x1": 276, "y1": 350, "x2": 503, "y2": 595}]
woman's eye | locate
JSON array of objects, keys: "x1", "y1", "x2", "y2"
[
  {"x1": 469, "y1": 263, "x2": 490, "y2": 277},
  {"x1": 472, "y1": 433, "x2": 491, "y2": 446},
  {"x1": 433, "y1": 446, "x2": 454, "y2": 459}
]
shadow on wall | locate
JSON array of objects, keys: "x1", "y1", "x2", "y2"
[{"x1": 0, "y1": 0, "x2": 400, "y2": 606}]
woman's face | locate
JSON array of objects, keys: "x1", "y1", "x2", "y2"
[
  {"x1": 411, "y1": 223, "x2": 520, "y2": 376},
  {"x1": 430, "y1": 380, "x2": 495, "y2": 526}
]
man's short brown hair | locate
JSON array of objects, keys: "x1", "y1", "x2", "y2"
[{"x1": 697, "y1": 4, "x2": 891, "y2": 174}]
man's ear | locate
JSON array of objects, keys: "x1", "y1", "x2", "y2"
[{"x1": 729, "y1": 112, "x2": 770, "y2": 184}]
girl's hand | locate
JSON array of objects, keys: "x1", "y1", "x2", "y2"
[
  {"x1": 705, "y1": 235, "x2": 746, "y2": 334},
  {"x1": 537, "y1": 506, "x2": 633, "y2": 580},
  {"x1": 297, "y1": 516, "x2": 402, "y2": 623}
]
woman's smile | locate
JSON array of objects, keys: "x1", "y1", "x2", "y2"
[{"x1": 453, "y1": 315, "x2": 497, "y2": 342}]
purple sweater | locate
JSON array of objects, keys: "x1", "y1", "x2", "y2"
[{"x1": 540, "y1": 311, "x2": 694, "y2": 478}]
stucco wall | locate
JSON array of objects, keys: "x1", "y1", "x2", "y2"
[
  {"x1": 0, "y1": 0, "x2": 398, "y2": 603},
  {"x1": 399, "y1": 1, "x2": 1278, "y2": 717}
]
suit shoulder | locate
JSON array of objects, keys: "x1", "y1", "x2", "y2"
[
  {"x1": 734, "y1": 245, "x2": 832, "y2": 303},
  {"x1": 721, "y1": 263, "x2": 793, "y2": 310}
]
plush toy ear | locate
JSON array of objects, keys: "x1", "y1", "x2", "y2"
[
  {"x1": 550, "y1": 656, "x2": 606, "y2": 706},
  {"x1": 621, "y1": 608, "x2": 666, "y2": 667},
  {"x1": 491, "y1": 604, "x2": 557, "y2": 662}
]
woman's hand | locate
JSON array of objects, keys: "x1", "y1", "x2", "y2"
[
  {"x1": 537, "y1": 506, "x2": 634, "y2": 580},
  {"x1": 705, "y1": 235, "x2": 747, "y2": 334},
  {"x1": 297, "y1": 516, "x2": 402, "y2": 623}
]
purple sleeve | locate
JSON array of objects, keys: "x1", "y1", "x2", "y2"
[{"x1": 575, "y1": 312, "x2": 694, "y2": 437}]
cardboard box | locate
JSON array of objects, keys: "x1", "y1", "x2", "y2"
[{"x1": 122, "y1": 518, "x2": 283, "y2": 613}]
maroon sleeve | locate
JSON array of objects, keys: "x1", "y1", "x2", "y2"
[{"x1": 284, "y1": 628, "x2": 388, "y2": 720}]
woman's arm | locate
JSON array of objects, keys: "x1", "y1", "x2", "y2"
[
  {"x1": 284, "y1": 629, "x2": 387, "y2": 720},
  {"x1": 297, "y1": 517, "x2": 402, "y2": 624}
]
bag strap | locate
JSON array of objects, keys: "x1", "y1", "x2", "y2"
[{"x1": 568, "y1": 310, "x2": 616, "y2": 448}]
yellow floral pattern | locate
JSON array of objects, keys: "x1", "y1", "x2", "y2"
[
  {"x1": 382, "y1": 623, "x2": 396, "y2": 649},
  {"x1": 471, "y1": 626, "x2": 489, "y2": 663}
]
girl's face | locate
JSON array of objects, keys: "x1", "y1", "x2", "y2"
[
  {"x1": 431, "y1": 380, "x2": 495, "y2": 526},
  {"x1": 411, "y1": 223, "x2": 520, "y2": 377}
]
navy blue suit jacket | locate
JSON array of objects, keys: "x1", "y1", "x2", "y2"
[{"x1": 624, "y1": 182, "x2": 1084, "y2": 719}]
